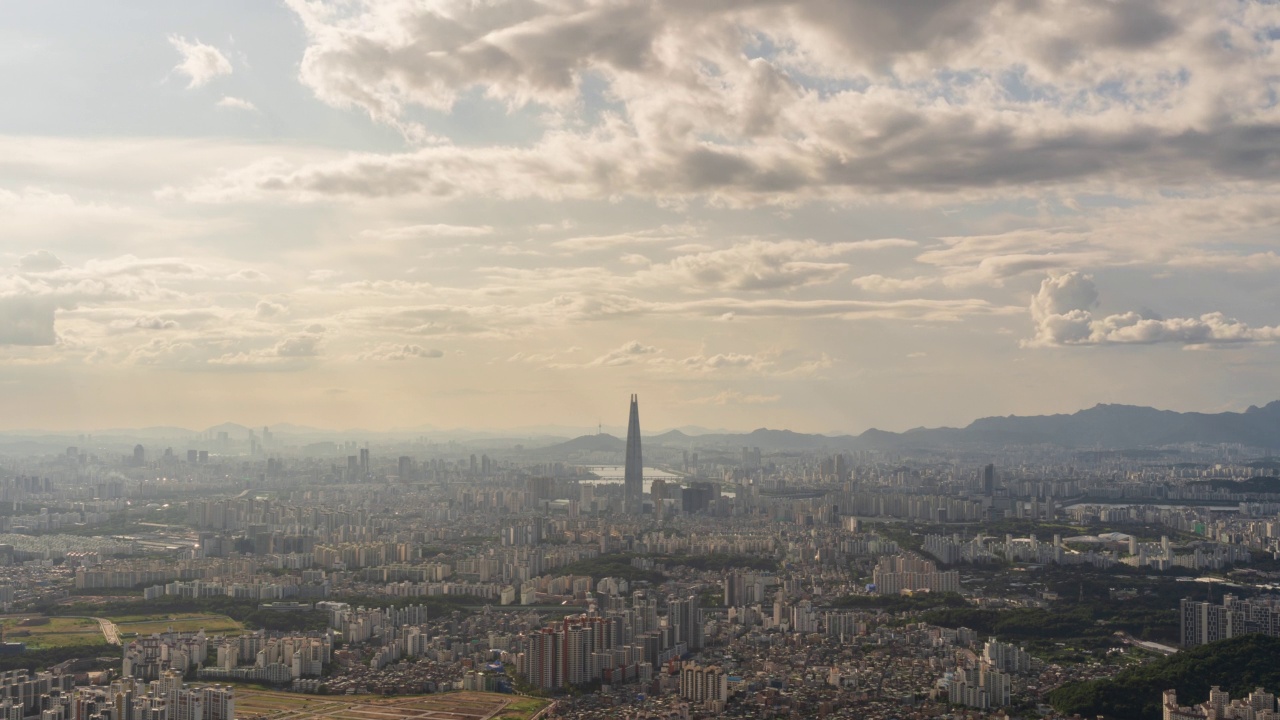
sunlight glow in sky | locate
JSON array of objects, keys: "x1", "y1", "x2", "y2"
[{"x1": 2, "y1": 0, "x2": 1280, "y2": 432}]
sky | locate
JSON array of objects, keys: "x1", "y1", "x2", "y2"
[{"x1": 2, "y1": 0, "x2": 1280, "y2": 434}]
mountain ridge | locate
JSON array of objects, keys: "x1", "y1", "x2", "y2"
[{"x1": 3, "y1": 401, "x2": 1278, "y2": 452}]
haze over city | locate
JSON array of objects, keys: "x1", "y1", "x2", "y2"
[
  {"x1": 5, "y1": 5, "x2": 1280, "y2": 720},
  {"x1": 3, "y1": 1, "x2": 1280, "y2": 433}
]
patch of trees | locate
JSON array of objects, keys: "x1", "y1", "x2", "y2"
[
  {"x1": 552, "y1": 555, "x2": 666, "y2": 584},
  {"x1": 0, "y1": 646, "x2": 116, "y2": 673},
  {"x1": 826, "y1": 592, "x2": 969, "y2": 613},
  {"x1": 1049, "y1": 634, "x2": 1280, "y2": 720},
  {"x1": 923, "y1": 602, "x2": 1178, "y2": 644},
  {"x1": 648, "y1": 553, "x2": 779, "y2": 572}
]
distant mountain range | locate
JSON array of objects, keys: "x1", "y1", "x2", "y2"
[
  {"x1": 5, "y1": 401, "x2": 1280, "y2": 453},
  {"x1": 533, "y1": 401, "x2": 1280, "y2": 454},
  {"x1": 880, "y1": 401, "x2": 1280, "y2": 450}
]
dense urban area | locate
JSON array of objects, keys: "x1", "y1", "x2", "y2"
[{"x1": 4, "y1": 399, "x2": 1280, "y2": 720}]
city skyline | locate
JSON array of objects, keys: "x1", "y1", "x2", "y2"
[
  {"x1": 4, "y1": 393, "x2": 1280, "y2": 439},
  {"x1": 2, "y1": 2, "x2": 1280, "y2": 432}
]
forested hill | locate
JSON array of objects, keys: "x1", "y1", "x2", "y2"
[{"x1": 1048, "y1": 634, "x2": 1280, "y2": 720}]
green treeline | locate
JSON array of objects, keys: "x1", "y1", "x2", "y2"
[
  {"x1": 1048, "y1": 634, "x2": 1280, "y2": 720},
  {"x1": 0, "y1": 646, "x2": 116, "y2": 673},
  {"x1": 826, "y1": 592, "x2": 969, "y2": 613},
  {"x1": 647, "y1": 553, "x2": 779, "y2": 572},
  {"x1": 552, "y1": 555, "x2": 666, "y2": 584},
  {"x1": 922, "y1": 602, "x2": 1177, "y2": 644}
]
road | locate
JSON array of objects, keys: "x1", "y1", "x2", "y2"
[{"x1": 94, "y1": 617, "x2": 120, "y2": 645}]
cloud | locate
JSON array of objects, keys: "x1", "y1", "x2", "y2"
[
  {"x1": 164, "y1": 0, "x2": 1280, "y2": 205},
  {"x1": 1030, "y1": 272, "x2": 1099, "y2": 320},
  {"x1": 588, "y1": 340, "x2": 659, "y2": 366},
  {"x1": 255, "y1": 300, "x2": 287, "y2": 319},
  {"x1": 228, "y1": 269, "x2": 270, "y2": 281},
  {"x1": 1165, "y1": 251, "x2": 1280, "y2": 273},
  {"x1": 645, "y1": 240, "x2": 852, "y2": 292},
  {"x1": 851, "y1": 274, "x2": 934, "y2": 293},
  {"x1": 216, "y1": 96, "x2": 258, "y2": 111},
  {"x1": 329, "y1": 291, "x2": 1013, "y2": 346},
  {"x1": 1026, "y1": 272, "x2": 1280, "y2": 347},
  {"x1": 779, "y1": 353, "x2": 836, "y2": 376},
  {"x1": 550, "y1": 225, "x2": 697, "y2": 253},
  {"x1": 273, "y1": 334, "x2": 322, "y2": 357},
  {"x1": 169, "y1": 35, "x2": 233, "y2": 89},
  {"x1": 208, "y1": 331, "x2": 326, "y2": 367},
  {"x1": 336, "y1": 304, "x2": 498, "y2": 338},
  {"x1": 122, "y1": 316, "x2": 179, "y2": 331},
  {"x1": 660, "y1": 296, "x2": 1016, "y2": 322},
  {"x1": 0, "y1": 254, "x2": 217, "y2": 345},
  {"x1": 507, "y1": 350, "x2": 558, "y2": 364},
  {"x1": 358, "y1": 224, "x2": 494, "y2": 241},
  {"x1": 356, "y1": 343, "x2": 444, "y2": 361},
  {"x1": 678, "y1": 353, "x2": 765, "y2": 372},
  {"x1": 18, "y1": 250, "x2": 63, "y2": 272},
  {"x1": 332, "y1": 279, "x2": 436, "y2": 297}
]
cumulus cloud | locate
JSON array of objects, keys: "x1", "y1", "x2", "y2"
[
  {"x1": 588, "y1": 340, "x2": 659, "y2": 366},
  {"x1": 18, "y1": 250, "x2": 63, "y2": 272},
  {"x1": 1026, "y1": 272, "x2": 1280, "y2": 347},
  {"x1": 255, "y1": 300, "x2": 287, "y2": 319},
  {"x1": 164, "y1": 0, "x2": 1280, "y2": 205},
  {"x1": 169, "y1": 35, "x2": 233, "y2": 89},
  {"x1": 272, "y1": 333, "x2": 322, "y2": 357}
]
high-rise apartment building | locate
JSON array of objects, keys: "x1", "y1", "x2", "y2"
[
  {"x1": 1179, "y1": 595, "x2": 1280, "y2": 646},
  {"x1": 680, "y1": 662, "x2": 728, "y2": 707}
]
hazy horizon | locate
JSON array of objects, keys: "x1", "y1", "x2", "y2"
[
  {"x1": 2, "y1": 395, "x2": 1277, "y2": 438},
  {"x1": 3, "y1": 2, "x2": 1279, "y2": 433}
]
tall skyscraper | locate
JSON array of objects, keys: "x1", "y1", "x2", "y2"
[{"x1": 624, "y1": 394, "x2": 644, "y2": 514}]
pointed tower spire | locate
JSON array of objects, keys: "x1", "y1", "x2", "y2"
[{"x1": 624, "y1": 395, "x2": 644, "y2": 514}]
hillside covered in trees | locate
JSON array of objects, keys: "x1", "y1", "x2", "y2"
[{"x1": 1048, "y1": 634, "x2": 1280, "y2": 720}]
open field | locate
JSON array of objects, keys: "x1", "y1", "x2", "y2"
[
  {"x1": 109, "y1": 613, "x2": 246, "y2": 637},
  {"x1": 489, "y1": 698, "x2": 548, "y2": 720},
  {"x1": 234, "y1": 690, "x2": 548, "y2": 720},
  {"x1": 0, "y1": 616, "x2": 107, "y2": 649}
]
